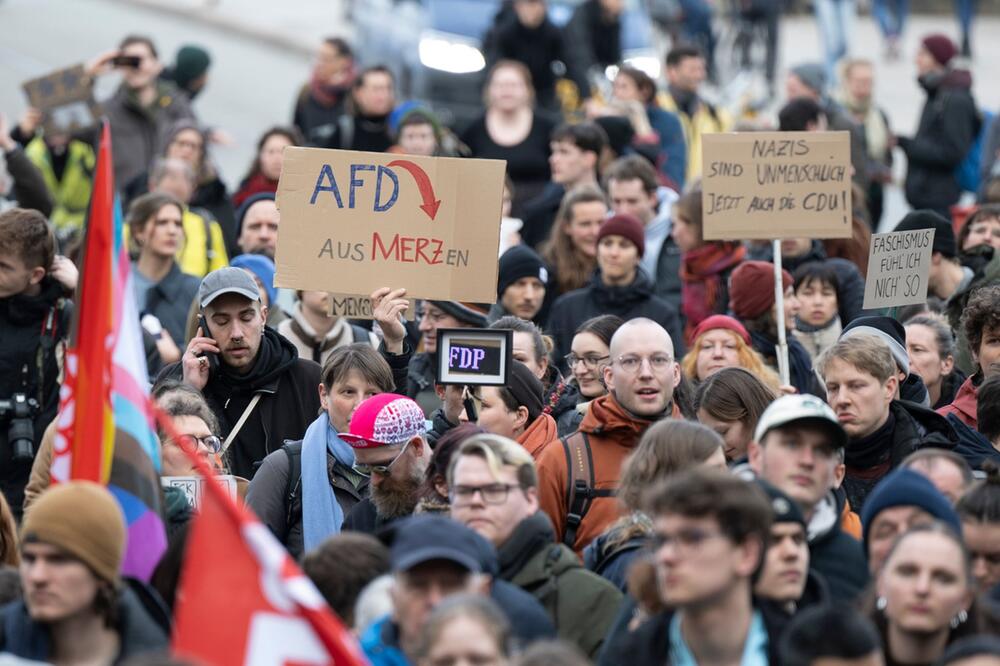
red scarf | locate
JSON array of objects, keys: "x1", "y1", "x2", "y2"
[
  {"x1": 309, "y1": 68, "x2": 354, "y2": 108},
  {"x1": 233, "y1": 173, "x2": 278, "y2": 209},
  {"x1": 680, "y1": 242, "x2": 746, "y2": 343}
]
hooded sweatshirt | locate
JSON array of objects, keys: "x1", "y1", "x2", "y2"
[
  {"x1": 937, "y1": 374, "x2": 979, "y2": 429},
  {"x1": 518, "y1": 412, "x2": 560, "y2": 460},
  {"x1": 536, "y1": 391, "x2": 679, "y2": 555},
  {"x1": 158, "y1": 328, "x2": 322, "y2": 478}
]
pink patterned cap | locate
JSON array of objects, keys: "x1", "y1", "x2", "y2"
[{"x1": 339, "y1": 393, "x2": 427, "y2": 449}]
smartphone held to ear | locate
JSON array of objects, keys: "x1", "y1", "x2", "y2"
[{"x1": 197, "y1": 316, "x2": 220, "y2": 374}]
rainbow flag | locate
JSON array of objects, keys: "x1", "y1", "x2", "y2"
[{"x1": 52, "y1": 121, "x2": 166, "y2": 581}]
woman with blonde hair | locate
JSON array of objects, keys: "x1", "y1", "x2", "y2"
[{"x1": 680, "y1": 315, "x2": 782, "y2": 392}]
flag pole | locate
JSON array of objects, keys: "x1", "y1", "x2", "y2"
[{"x1": 773, "y1": 240, "x2": 790, "y2": 387}]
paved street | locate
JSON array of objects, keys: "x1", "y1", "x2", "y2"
[{"x1": 1, "y1": 0, "x2": 998, "y2": 229}]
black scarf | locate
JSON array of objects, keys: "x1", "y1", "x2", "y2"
[
  {"x1": 213, "y1": 327, "x2": 298, "y2": 396},
  {"x1": 845, "y1": 411, "x2": 895, "y2": 469}
]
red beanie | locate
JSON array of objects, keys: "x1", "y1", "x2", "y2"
[
  {"x1": 690, "y1": 314, "x2": 751, "y2": 345},
  {"x1": 597, "y1": 214, "x2": 645, "y2": 257},
  {"x1": 728, "y1": 261, "x2": 793, "y2": 320},
  {"x1": 921, "y1": 34, "x2": 957, "y2": 67}
]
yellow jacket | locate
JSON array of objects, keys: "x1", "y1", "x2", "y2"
[
  {"x1": 124, "y1": 208, "x2": 229, "y2": 277},
  {"x1": 25, "y1": 137, "x2": 95, "y2": 233},
  {"x1": 658, "y1": 91, "x2": 732, "y2": 183}
]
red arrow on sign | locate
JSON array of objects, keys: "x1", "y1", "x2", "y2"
[{"x1": 387, "y1": 159, "x2": 441, "y2": 220}]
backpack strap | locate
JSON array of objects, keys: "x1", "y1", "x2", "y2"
[
  {"x1": 560, "y1": 432, "x2": 615, "y2": 549},
  {"x1": 282, "y1": 441, "x2": 304, "y2": 541}
]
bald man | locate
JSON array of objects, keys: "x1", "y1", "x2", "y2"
[{"x1": 536, "y1": 318, "x2": 682, "y2": 555}]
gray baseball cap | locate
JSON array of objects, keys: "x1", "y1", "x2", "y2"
[
  {"x1": 198, "y1": 267, "x2": 261, "y2": 308},
  {"x1": 753, "y1": 394, "x2": 848, "y2": 449}
]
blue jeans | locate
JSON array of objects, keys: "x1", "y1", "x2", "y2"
[
  {"x1": 814, "y1": 0, "x2": 856, "y2": 85},
  {"x1": 872, "y1": 0, "x2": 908, "y2": 38}
]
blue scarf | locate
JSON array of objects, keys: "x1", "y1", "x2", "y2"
[{"x1": 302, "y1": 413, "x2": 355, "y2": 552}]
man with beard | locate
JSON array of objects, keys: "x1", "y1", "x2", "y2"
[
  {"x1": 161, "y1": 267, "x2": 321, "y2": 479},
  {"x1": 536, "y1": 318, "x2": 682, "y2": 555},
  {"x1": 341, "y1": 393, "x2": 432, "y2": 534}
]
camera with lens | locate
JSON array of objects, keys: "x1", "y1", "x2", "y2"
[{"x1": 0, "y1": 394, "x2": 39, "y2": 463}]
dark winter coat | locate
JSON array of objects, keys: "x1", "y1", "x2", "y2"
[
  {"x1": 843, "y1": 400, "x2": 959, "y2": 512},
  {"x1": 808, "y1": 488, "x2": 870, "y2": 603},
  {"x1": 547, "y1": 269, "x2": 685, "y2": 366},
  {"x1": 1, "y1": 145, "x2": 54, "y2": 216},
  {"x1": 138, "y1": 261, "x2": 200, "y2": 347},
  {"x1": 246, "y1": 440, "x2": 369, "y2": 559},
  {"x1": 190, "y1": 175, "x2": 238, "y2": 257},
  {"x1": 158, "y1": 328, "x2": 322, "y2": 479},
  {"x1": 899, "y1": 70, "x2": 980, "y2": 215},
  {"x1": 0, "y1": 582, "x2": 169, "y2": 662},
  {"x1": 292, "y1": 83, "x2": 350, "y2": 148},
  {"x1": 103, "y1": 81, "x2": 195, "y2": 187},
  {"x1": 564, "y1": 0, "x2": 622, "y2": 97},
  {"x1": 484, "y1": 14, "x2": 578, "y2": 110},
  {"x1": 498, "y1": 512, "x2": 623, "y2": 657},
  {"x1": 0, "y1": 278, "x2": 71, "y2": 518}
]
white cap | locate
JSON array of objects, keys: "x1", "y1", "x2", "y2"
[{"x1": 753, "y1": 394, "x2": 847, "y2": 449}]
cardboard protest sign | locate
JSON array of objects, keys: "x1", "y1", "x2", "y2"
[
  {"x1": 22, "y1": 64, "x2": 102, "y2": 137},
  {"x1": 162, "y1": 475, "x2": 238, "y2": 509},
  {"x1": 701, "y1": 131, "x2": 853, "y2": 241},
  {"x1": 274, "y1": 148, "x2": 506, "y2": 303},
  {"x1": 326, "y1": 293, "x2": 415, "y2": 321},
  {"x1": 862, "y1": 229, "x2": 935, "y2": 309}
]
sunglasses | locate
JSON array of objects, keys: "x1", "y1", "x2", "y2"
[{"x1": 353, "y1": 440, "x2": 411, "y2": 477}]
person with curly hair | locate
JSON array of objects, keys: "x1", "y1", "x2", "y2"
[{"x1": 938, "y1": 285, "x2": 1000, "y2": 430}]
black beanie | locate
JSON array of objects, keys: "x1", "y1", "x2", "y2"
[
  {"x1": 893, "y1": 209, "x2": 957, "y2": 258},
  {"x1": 428, "y1": 301, "x2": 489, "y2": 328},
  {"x1": 756, "y1": 480, "x2": 807, "y2": 527},
  {"x1": 498, "y1": 245, "x2": 548, "y2": 298},
  {"x1": 235, "y1": 192, "x2": 276, "y2": 237},
  {"x1": 507, "y1": 361, "x2": 545, "y2": 423}
]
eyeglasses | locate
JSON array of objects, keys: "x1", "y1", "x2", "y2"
[
  {"x1": 353, "y1": 440, "x2": 411, "y2": 477},
  {"x1": 615, "y1": 354, "x2": 674, "y2": 374},
  {"x1": 175, "y1": 434, "x2": 223, "y2": 454},
  {"x1": 449, "y1": 483, "x2": 523, "y2": 506},
  {"x1": 651, "y1": 528, "x2": 725, "y2": 556},
  {"x1": 564, "y1": 353, "x2": 610, "y2": 370}
]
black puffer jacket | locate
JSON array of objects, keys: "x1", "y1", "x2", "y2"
[
  {"x1": 899, "y1": 69, "x2": 980, "y2": 215},
  {"x1": 547, "y1": 269, "x2": 685, "y2": 368}
]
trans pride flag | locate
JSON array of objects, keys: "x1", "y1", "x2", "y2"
[{"x1": 52, "y1": 121, "x2": 166, "y2": 581}]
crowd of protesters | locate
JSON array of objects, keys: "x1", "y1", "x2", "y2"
[{"x1": 1, "y1": 0, "x2": 1000, "y2": 662}]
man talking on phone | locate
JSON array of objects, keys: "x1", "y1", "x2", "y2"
[{"x1": 158, "y1": 267, "x2": 321, "y2": 479}]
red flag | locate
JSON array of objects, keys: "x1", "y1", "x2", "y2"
[
  {"x1": 54, "y1": 120, "x2": 116, "y2": 484},
  {"x1": 163, "y1": 409, "x2": 368, "y2": 666}
]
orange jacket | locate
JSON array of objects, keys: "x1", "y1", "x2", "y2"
[
  {"x1": 840, "y1": 499, "x2": 862, "y2": 540},
  {"x1": 518, "y1": 412, "x2": 559, "y2": 460},
  {"x1": 536, "y1": 393, "x2": 677, "y2": 556}
]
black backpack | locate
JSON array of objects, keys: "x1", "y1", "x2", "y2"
[{"x1": 559, "y1": 431, "x2": 615, "y2": 549}]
